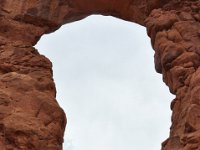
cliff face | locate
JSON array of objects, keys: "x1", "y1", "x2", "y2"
[{"x1": 0, "y1": 0, "x2": 199, "y2": 149}]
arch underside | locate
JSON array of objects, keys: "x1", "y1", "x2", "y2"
[{"x1": 0, "y1": 0, "x2": 199, "y2": 149}]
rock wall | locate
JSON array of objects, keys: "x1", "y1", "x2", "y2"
[
  {"x1": 146, "y1": 1, "x2": 200, "y2": 149},
  {"x1": 0, "y1": 0, "x2": 199, "y2": 149}
]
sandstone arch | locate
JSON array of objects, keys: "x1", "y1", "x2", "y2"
[{"x1": 0, "y1": 0, "x2": 199, "y2": 149}]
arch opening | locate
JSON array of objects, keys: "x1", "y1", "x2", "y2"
[
  {"x1": 36, "y1": 15, "x2": 174, "y2": 150},
  {"x1": 1, "y1": 1, "x2": 200, "y2": 149}
]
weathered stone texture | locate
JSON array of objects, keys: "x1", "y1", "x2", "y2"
[
  {"x1": 0, "y1": 0, "x2": 200, "y2": 150},
  {"x1": 146, "y1": 1, "x2": 200, "y2": 149},
  {"x1": 0, "y1": 43, "x2": 66, "y2": 149}
]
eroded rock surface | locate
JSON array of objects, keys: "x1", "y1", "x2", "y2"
[
  {"x1": 0, "y1": 0, "x2": 169, "y2": 45},
  {"x1": 0, "y1": 0, "x2": 199, "y2": 149},
  {"x1": 0, "y1": 42, "x2": 66, "y2": 149},
  {"x1": 145, "y1": 1, "x2": 200, "y2": 149}
]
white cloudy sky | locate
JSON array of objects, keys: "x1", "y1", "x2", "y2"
[{"x1": 35, "y1": 15, "x2": 174, "y2": 150}]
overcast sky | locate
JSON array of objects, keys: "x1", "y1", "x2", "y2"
[{"x1": 35, "y1": 15, "x2": 174, "y2": 150}]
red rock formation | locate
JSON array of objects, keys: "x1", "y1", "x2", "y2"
[
  {"x1": 0, "y1": 0, "x2": 199, "y2": 149},
  {"x1": 146, "y1": 1, "x2": 200, "y2": 149},
  {"x1": 0, "y1": 44, "x2": 66, "y2": 149}
]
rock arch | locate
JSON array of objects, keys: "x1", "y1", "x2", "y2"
[{"x1": 0, "y1": 0, "x2": 199, "y2": 149}]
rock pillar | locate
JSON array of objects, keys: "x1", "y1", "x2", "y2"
[
  {"x1": 0, "y1": 1, "x2": 68, "y2": 149},
  {"x1": 146, "y1": 1, "x2": 200, "y2": 149},
  {"x1": 0, "y1": 23, "x2": 66, "y2": 150}
]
